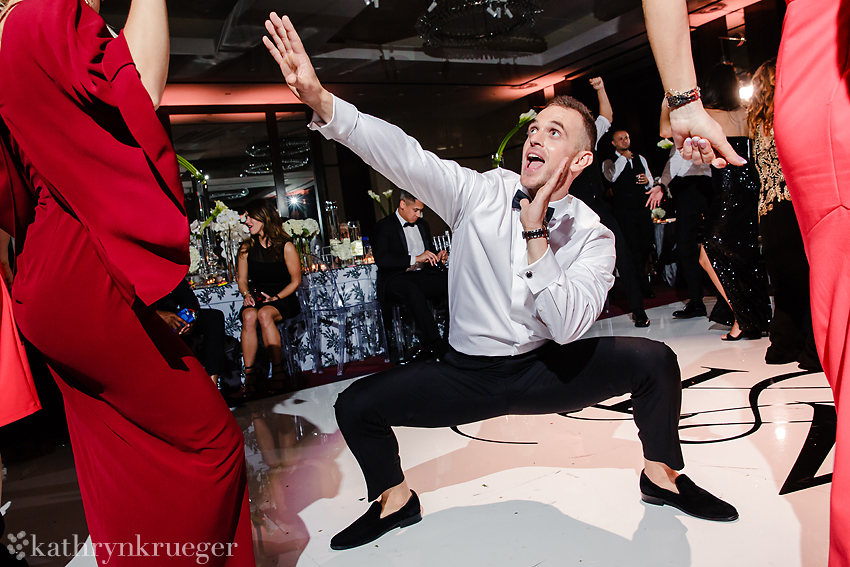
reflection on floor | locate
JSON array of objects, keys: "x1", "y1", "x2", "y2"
[{"x1": 1, "y1": 299, "x2": 833, "y2": 566}]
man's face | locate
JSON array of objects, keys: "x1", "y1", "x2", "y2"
[
  {"x1": 398, "y1": 198, "x2": 424, "y2": 223},
  {"x1": 611, "y1": 130, "x2": 631, "y2": 153},
  {"x1": 520, "y1": 105, "x2": 588, "y2": 193}
]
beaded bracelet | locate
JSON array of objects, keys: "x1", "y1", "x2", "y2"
[
  {"x1": 665, "y1": 87, "x2": 701, "y2": 110},
  {"x1": 522, "y1": 226, "x2": 549, "y2": 241}
]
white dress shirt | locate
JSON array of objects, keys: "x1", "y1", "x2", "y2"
[
  {"x1": 310, "y1": 96, "x2": 615, "y2": 357},
  {"x1": 395, "y1": 210, "x2": 425, "y2": 265},
  {"x1": 594, "y1": 115, "x2": 611, "y2": 150},
  {"x1": 657, "y1": 148, "x2": 712, "y2": 187},
  {"x1": 602, "y1": 151, "x2": 654, "y2": 189}
]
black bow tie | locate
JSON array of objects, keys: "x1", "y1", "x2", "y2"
[
  {"x1": 512, "y1": 190, "x2": 555, "y2": 223},
  {"x1": 403, "y1": 222, "x2": 416, "y2": 228}
]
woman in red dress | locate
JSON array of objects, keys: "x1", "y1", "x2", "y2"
[
  {"x1": 0, "y1": 0, "x2": 255, "y2": 564},
  {"x1": 643, "y1": 0, "x2": 848, "y2": 563}
]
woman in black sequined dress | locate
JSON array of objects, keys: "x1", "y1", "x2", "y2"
[{"x1": 698, "y1": 64, "x2": 771, "y2": 339}]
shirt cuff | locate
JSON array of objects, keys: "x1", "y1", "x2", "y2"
[
  {"x1": 518, "y1": 246, "x2": 560, "y2": 295},
  {"x1": 308, "y1": 95, "x2": 356, "y2": 141}
]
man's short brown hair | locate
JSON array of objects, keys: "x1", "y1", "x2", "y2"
[{"x1": 544, "y1": 95, "x2": 596, "y2": 153}]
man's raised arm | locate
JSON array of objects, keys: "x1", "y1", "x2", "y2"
[
  {"x1": 263, "y1": 12, "x2": 484, "y2": 229},
  {"x1": 263, "y1": 14, "x2": 334, "y2": 123}
]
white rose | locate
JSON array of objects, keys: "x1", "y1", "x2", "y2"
[
  {"x1": 189, "y1": 246, "x2": 201, "y2": 273},
  {"x1": 305, "y1": 219, "x2": 319, "y2": 236}
]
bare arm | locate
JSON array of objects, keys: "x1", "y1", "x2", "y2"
[
  {"x1": 590, "y1": 77, "x2": 613, "y2": 123},
  {"x1": 123, "y1": 0, "x2": 169, "y2": 108},
  {"x1": 237, "y1": 245, "x2": 255, "y2": 307},
  {"x1": 641, "y1": 0, "x2": 745, "y2": 167},
  {"x1": 270, "y1": 243, "x2": 302, "y2": 301}
]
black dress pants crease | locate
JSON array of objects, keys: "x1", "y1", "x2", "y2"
[
  {"x1": 613, "y1": 206, "x2": 654, "y2": 297},
  {"x1": 335, "y1": 336, "x2": 685, "y2": 501}
]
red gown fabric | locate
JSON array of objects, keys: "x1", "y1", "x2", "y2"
[
  {"x1": 0, "y1": 0, "x2": 254, "y2": 564},
  {"x1": 0, "y1": 275, "x2": 40, "y2": 428},
  {"x1": 774, "y1": 0, "x2": 850, "y2": 564}
]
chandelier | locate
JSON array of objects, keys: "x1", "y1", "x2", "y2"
[{"x1": 416, "y1": 0, "x2": 546, "y2": 58}]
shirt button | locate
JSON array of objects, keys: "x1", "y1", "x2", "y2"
[{"x1": 525, "y1": 271, "x2": 533, "y2": 279}]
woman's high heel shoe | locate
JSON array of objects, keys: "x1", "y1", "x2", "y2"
[
  {"x1": 269, "y1": 363, "x2": 289, "y2": 393},
  {"x1": 721, "y1": 330, "x2": 744, "y2": 341},
  {"x1": 243, "y1": 365, "x2": 257, "y2": 395},
  {"x1": 721, "y1": 329, "x2": 762, "y2": 341}
]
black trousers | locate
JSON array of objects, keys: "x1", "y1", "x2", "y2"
[
  {"x1": 760, "y1": 200, "x2": 819, "y2": 365},
  {"x1": 335, "y1": 336, "x2": 684, "y2": 501},
  {"x1": 672, "y1": 176, "x2": 712, "y2": 304},
  {"x1": 612, "y1": 206, "x2": 654, "y2": 297},
  {"x1": 384, "y1": 269, "x2": 449, "y2": 350},
  {"x1": 183, "y1": 308, "x2": 226, "y2": 376}
]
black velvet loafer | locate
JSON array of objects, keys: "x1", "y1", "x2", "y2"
[
  {"x1": 330, "y1": 490, "x2": 422, "y2": 550},
  {"x1": 639, "y1": 471, "x2": 738, "y2": 522}
]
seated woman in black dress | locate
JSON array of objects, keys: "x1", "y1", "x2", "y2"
[{"x1": 237, "y1": 199, "x2": 302, "y2": 393}]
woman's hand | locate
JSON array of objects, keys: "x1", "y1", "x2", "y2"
[
  {"x1": 669, "y1": 103, "x2": 746, "y2": 168},
  {"x1": 243, "y1": 294, "x2": 256, "y2": 308}
]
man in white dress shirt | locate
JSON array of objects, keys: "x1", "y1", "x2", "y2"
[{"x1": 263, "y1": 13, "x2": 738, "y2": 551}]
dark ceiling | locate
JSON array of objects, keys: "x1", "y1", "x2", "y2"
[{"x1": 100, "y1": 0, "x2": 755, "y2": 121}]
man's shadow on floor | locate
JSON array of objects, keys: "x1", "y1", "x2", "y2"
[{"x1": 320, "y1": 499, "x2": 690, "y2": 567}]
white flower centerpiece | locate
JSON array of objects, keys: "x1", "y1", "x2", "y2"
[
  {"x1": 282, "y1": 218, "x2": 321, "y2": 271},
  {"x1": 209, "y1": 203, "x2": 250, "y2": 280},
  {"x1": 190, "y1": 200, "x2": 249, "y2": 282}
]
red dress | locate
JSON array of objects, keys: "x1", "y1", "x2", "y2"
[
  {"x1": 0, "y1": 0, "x2": 254, "y2": 564},
  {"x1": 775, "y1": 0, "x2": 850, "y2": 564}
]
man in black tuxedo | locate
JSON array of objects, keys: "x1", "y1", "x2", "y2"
[{"x1": 371, "y1": 190, "x2": 449, "y2": 360}]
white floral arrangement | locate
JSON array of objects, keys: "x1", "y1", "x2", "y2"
[
  {"x1": 282, "y1": 218, "x2": 320, "y2": 238},
  {"x1": 651, "y1": 207, "x2": 667, "y2": 220},
  {"x1": 329, "y1": 238, "x2": 354, "y2": 261},
  {"x1": 188, "y1": 245, "x2": 202, "y2": 274}
]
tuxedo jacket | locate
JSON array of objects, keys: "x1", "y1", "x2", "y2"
[{"x1": 371, "y1": 214, "x2": 437, "y2": 304}]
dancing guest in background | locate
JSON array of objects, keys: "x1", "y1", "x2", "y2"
[
  {"x1": 642, "y1": 0, "x2": 847, "y2": 562},
  {"x1": 0, "y1": 0, "x2": 254, "y2": 563},
  {"x1": 568, "y1": 78, "x2": 654, "y2": 328},
  {"x1": 264, "y1": 12, "x2": 737, "y2": 552},
  {"x1": 748, "y1": 60, "x2": 819, "y2": 370},
  {"x1": 698, "y1": 64, "x2": 770, "y2": 340},
  {"x1": 238, "y1": 198, "x2": 301, "y2": 394}
]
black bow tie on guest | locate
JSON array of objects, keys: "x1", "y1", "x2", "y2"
[
  {"x1": 512, "y1": 190, "x2": 555, "y2": 223},
  {"x1": 403, "y1": 222, "x2": 417, "y2": 228}
]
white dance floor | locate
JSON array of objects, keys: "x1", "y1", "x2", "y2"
[{"x1": 3, "y1": 299, "x2": 833, "y2": 566}]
